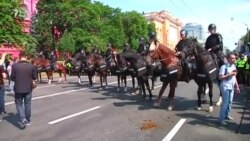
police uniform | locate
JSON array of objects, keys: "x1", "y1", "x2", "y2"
[
  {"x1": 236, "y1": 57, "x2": 246, "y2": 84},
  {"x1": 244, "y1": 58, "x2": 250, "y2": 85},
  {"x1": 205, "y1": 33, "x2": 224, "y2": 67}
]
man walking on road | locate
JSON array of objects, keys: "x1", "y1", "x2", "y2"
[{"x1": 11, "y1": 52, "x2": 37, "y2": 129}]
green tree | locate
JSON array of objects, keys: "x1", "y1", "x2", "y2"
[
  {"x1": 0, "y1": 0, "x2": 37, "y2": 55},
  {"x1": 34, "y1": 0, "x2": 155, "y2": 53}
]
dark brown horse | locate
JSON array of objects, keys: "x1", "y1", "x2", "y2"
[
  {"x1": 83, "y1": 54, "x2": 107, "y2": 89},
  {"x1": 181, "y1": 38, "x2": 218, "y2": 112},
  {"x1": 122, "y1": 52, "x2": 153, "y2": 99},
  {"x1": 146, "y1": 41, "x2": 183, "y2": 110},
  {"x1": 31, "y1": 57, "x2": 67, "y2": 84},
  {"x1": 110, "y1": 50, "x2": 128, "y2": 92},
  {"x1": 65, "y1": 52, "x2": 85, "y2": 84}
]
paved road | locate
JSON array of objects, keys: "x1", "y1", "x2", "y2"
[{"x1": 0, "y1": 75, "x2": 249, "y2": 141}]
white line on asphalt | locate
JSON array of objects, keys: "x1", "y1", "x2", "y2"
[
  {"x1": 162, "y1": 119, "x2": 186, "y2": 141},
  {"x1": 36, "y1": 76, "x2": 87, "y2": 89},
  {"x1": 48, "y1": 106, "x2": 101, "y2": 125},
  {"x1": 5, "y1": 80, "x2": 127, "y2": 106}
]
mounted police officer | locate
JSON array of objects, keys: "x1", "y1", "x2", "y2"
[
  {"x1": 175, "y1": 29, "x2": 190, "y2": 82},
  {"x1": 91, "y1": 44, "x2": 98, "y2": 55},
  {"x1": 105, "y1": 43, "x2": 112, "y2": 59},
  {"x1": 123, "y1": 42, "x2": 132, "y2": 53},
  {"x1": 137, "y1": 37, "x2": 148, "y2": 56},
  {"x1": 50, "y1": 50, "x2": 57, "y2": 70},
  {"x1": 105, "y1": 43, "x2": 113, "y2": 74},
  {"x1": 205, "y1": 23, "x2": 224, "y2": 67}
]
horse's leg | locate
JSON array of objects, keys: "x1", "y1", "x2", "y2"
[
  {"x1": 197, "y1": 85, "x2": 203, "y2": 111},
  {"x1": 208, "y1": 82, "x2": 214, "y2": 112},
  {"x1": 216, "y1": 82, "x2": 222, "y2": 106},
  {"x1": 151, "y1": 77, "x2": 155, "y2": 90},
  {"x1": 167, "y1": 81, "x2": 177, "y2": 111},
  {"x1": 92, "y1": 72, "x2": 96, "y2": 83},
  {"x1": 117, "y1": 75, "x2": 121, "y2": 91},
  {"x1": 63, "y1": 69, "x2": 67, "y2": 82},
  {"x1": 124, "y1": 74, "x2": 127, "y2": 92},
  {"x1": 78, "y1": 72, "x2": 81, "y2": 84},
  {"x1": 140, "y1": 78, "x2": 146, "y2": 99},
  {"x1": 46, "y1": 71, "x2": 52, "y2": 84},
  {"x1": 99, "y1": 74, "x2": 103, "y2": 90},
  {"x1": 39, "y1": 72, "x2": 42, "y2": 82},
  {"x1": 145, "y1": 79, "x2": 152, "y2": 100},
  {"x1": 58, "y1": 71, "x2": 62, "y2": 83},
  {"x1": 88, "y1": 72, "x2": 93, "y2": 87},
  {"x1": 131, "y1": 76, "x2": 136, "y2": 94},
  {"x1": 154, "y1": 81, "x2": 168, "y2": 107}
]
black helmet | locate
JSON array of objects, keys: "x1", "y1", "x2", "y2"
[
  {"x1": 107, "y1": 43, "x2": 112, "y2": 47},
  {"x1": 208, "y1": 24, "x2": 216, "y2": 31},
  {"x1": 180, "y1": 29, "x2": 187, "y2": 37},
  {"x1": 125, "y1": 42, "x2": 129, "y2": 47},
  {"x1": 149, "y1": 32, "x2": 156, "y2": 40},
  {"x1": 139, "y1": 37, "x2": 144, "y2": 41}
]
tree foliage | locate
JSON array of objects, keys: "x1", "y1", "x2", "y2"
[
  {"x1": 0, "y1": 0, "x2": 37, "y2": 55},
  {"x1": 33, "y1": 0, "x2": 155, "y2": 53}
]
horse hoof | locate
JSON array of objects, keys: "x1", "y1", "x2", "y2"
[
  {"x1": 153, "y1": 102, "x2": 160, "y2": 107},
  {"x1": 167, "y1": 106, "x2": 173, "y2": 111},
  {"x1": 196, "y1": 107, "x2": 202, "y2": 111},
  {"x1": 124, "y1": 87, "x2": 127, "y2": 92},
  {"x1": 208, "y1": 106, "x2": 213, "y2": 112},
  {"x1": 117, "y1": 88, "x2": 120, "y2": 91}
]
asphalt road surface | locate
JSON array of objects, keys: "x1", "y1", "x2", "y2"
[{"x1": 1, "y1": 75, "x2": 249, "y2": 141}]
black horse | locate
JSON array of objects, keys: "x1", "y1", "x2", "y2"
[
  {"x1": 65, "y1": 52, "x2": 85, "y2": 84},
  {"x1": 110, "y1": 51, "x2": 128, "y2": 92},
  {"x1": 182, "y1": 38, "x2": 218, "y2": 112},
  {"x1": 122, "y1": 52, "x2": 153, "y2": 99}
]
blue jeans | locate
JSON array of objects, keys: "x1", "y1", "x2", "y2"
[
  {"x1": 0, "y1": 86, "x2": 5, "y2": 113},
  {"x1": 219, "y1": 87, "x2": 234, "y2": 122},
  {"x1": 15, "y1": 92, "x2": 32, "y2": 122}
]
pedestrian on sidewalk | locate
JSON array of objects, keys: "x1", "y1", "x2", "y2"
[
  {"x1": 218, "y1": 54, "x2": 240, "y2": 126},
  {"x1": 7, "y1": 58, "x2": 14, "y2": 95},
  {"x1": 0, "y1": 53, "x2": 7, "y2": 116},
  {"x1": 11, "y1": 52, "x2": 37, "y2": 129}
]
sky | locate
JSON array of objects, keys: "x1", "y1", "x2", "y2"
[{"x1": 94, "y1": 0, "x2": 250, "y2": 50}]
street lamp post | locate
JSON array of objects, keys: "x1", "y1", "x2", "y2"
[{"x1": 243, "y1": 23, "x2": 249, "y2": 51}]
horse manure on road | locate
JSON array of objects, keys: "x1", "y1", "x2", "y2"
[{"x1": 140, "y1": 120, "x2": 158, "y2": 130}]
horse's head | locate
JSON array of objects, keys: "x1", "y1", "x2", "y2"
[
  {"x1": 146, "y1": 41, "x2": 176, "y2": 65},
  {"x1": 181, "y1": 38, "x2": 203, "y2": 57}
]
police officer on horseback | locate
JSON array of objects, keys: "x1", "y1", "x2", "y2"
[
  {"x1": 137, "y1": 37, "x2": 148, "y2": 56},
  {"x1": 205, "y1": 23, "x2": 224, "y2": 67},
  {"x1": 105, "y1": 43, "x2": 112, "y2": 59},
  {"x1": 50, "y1": 50, "x2": 57, "y2": 70},
  {"x1": 123, "y1": 42, "x2": 132, "y2": 53},
  {"x1": 91, "y1": 44, "x2": 98, "y2": 55},
  {"x1": 175, "y1": 29, "x2": 190, "y2": 82}
]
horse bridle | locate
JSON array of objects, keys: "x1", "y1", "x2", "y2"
[{"x1": 148, "y1": 42, "x2": 174, "y2": 62}]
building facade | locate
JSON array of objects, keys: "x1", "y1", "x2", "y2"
[
  {"x1": 23, "y1": 0, "x2": 39, "y2": 33},
  {"x1": 144, "y1": 10, "x2": 182, "y2": 50},
  {"x1": 0, "y1": 0, "x2": 38, "y2": 58},
  {"x1": 183, "y1": 23, "x2": 205, "y2": 43}
]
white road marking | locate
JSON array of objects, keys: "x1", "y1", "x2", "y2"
[
  {"x1": 162, "y1": 119, "x2": 186, "y2": 141},
  {"x1": 48, "y1": 106, "x2": 101, "y2": 125},
  {"x1": 5, "y1": 80, "x2": 127, "y2": 106}
]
